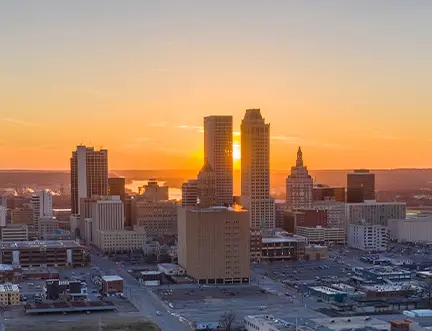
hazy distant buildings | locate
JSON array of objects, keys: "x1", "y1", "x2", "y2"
[
  {"x1": 240, "y1": 109, "x2": 275, "y2": 229},
  {"x1": 181, "y1": 180, "x2": 198, "y2": 207},
  {"x1": 348, "y1": 224, "x2": 389, "y2": 252},
  {"x1": 286, "y1": 147, "x2": 313, "y2": 210},
  {"x1": 70, "y1": 145, "x2": 108, "y2": 214},
  {"x1": 141, "y1": 178, "x2": 169, "y2": 202},
  {"x1": 131, "y1": 200, "x2": 177, "y2": 239},
  {"x1": 11, "y1": 205, "x2": 33, "y2": 226},
  {"x1": 347, "y1": 169, "x2": 375, "y2": 203},
  {"x1": 108, "y1": 177, "x2": 126, "y2": 201},
  {"x1": 0, "y1": 196, "x2": 7, "y2": 209},
  {"x1": 204, "y1": 116, "x2": 233, "y2": 206},
  {"x1": 313, "y1": 184, "x2": 345, "y2": 203},
  {"x1": 0, "y1": 206, "x2": 6, "y2": 227},
  {"x1": 177, "y1": 206, "x2": 250, "y2": 284},
  {"x1": 197, "y1": 158, "x2": 216, "y2": 208}
]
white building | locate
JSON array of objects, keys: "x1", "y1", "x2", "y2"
[
  {"x1": 245, "y1": 315, "x2": 311, "y2": 331},
  {"x1": 204, "y1": 115, "x2": 233, "y2": 206},
  {"x1": 1, "y1": 224, "x2": 29, "y2": 241},
  {"x1": 313, "y1": 201, "x2": 346, "y2": 228},
  {"x1": 91, "y1": 196, "x2": 124, "y2": 242},
  {"x1": 240, "y1": 109, "x2": 275, "y2": 229},
  {"x1": 388, "y1": 214, "x2": 432, "y2": 243},
  {"x1": 30, "y1": 190, "x2": 53, "y2": 231},
  {"x1": 95, "y1": 227, "x2": 146, "y2": 253},
  {"x1": 348, "y1": 224, "x2": 389, "y2": 252},
  {"x1": 295, "y1": 226, "x2": 345, "y2": 245},
  {"x1": 346, "y1": 200, "x2": 406, "y2": 228},
  {"x1": 0, "y1": 206, "x2": 6, "y2": 227},
  {"x1": 286, "y1": 147, "x2": 313, "y2": 210}
]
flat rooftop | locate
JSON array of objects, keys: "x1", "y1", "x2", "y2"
[
  {"x1": 140, "y1": 271, "x2": 161, "y2": 275},
  {"x1": 158, "y1": 263, "x2": 181, "y2": 270},
  {"x1": 245, "y1": 315, "x2": 311, "y2": 331},
  {"x1": 311, "y1": 316, "x2": 389, "y2": 330},
  {"x1": 102, "y1": 275, "x2": 123, "y2": 282},
  {"x1": 190, "y1": 206, "x2": 247, "y2": 213},
  {"x1": 0, "y1": 284, "x2": 19, "y2": 292},
  {"x1": 0, "y1": 240, "x2": 83, "y2": 250},
  {"x1": 364, "y1": 266, "x2": 411, "y2": 275},
  {"x1": 310, "y1": 286, "x2": 346, "y2": 295},
  {"x1": 0, "y1": 264, "x2": 14, "y2": 271},
  {"x1": 263, "y1": 237, "x2": 302, "y2": 243}
]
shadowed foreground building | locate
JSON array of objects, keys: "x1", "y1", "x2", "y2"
[{"x1": 177, "y1": 206, "x2": 250, "y2": 284}]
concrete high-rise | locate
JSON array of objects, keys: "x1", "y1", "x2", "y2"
[
  {"x1": 108, "y1": 177, "x2": 126, "y2": 201},
  {"x1": 91, "y1": 196, "x2": 124, "y2": 246},
  {"x1": 240, "y1": 109, "x2": 275, "y2": 229},
  {"x1": 70, "y1": 145, "x2": 108, "y2": 214},
  {"x1": 204, "y1": 116, "x2": 233, "y2": 206},
  {"x1": 286, "y1": 147, "x2": 313, "y2": 210},
  {"x1": 177, "y1": 206, "x2": 250, "y2": 284},
  {"x1": 347, "y1": 169, "x2": 375, "y2": 203},
  {"x1": 197, "y1": 158, "x2": 216, "y2": 208},
  {"x1": 30, "y1": 190, "x2": 53, "y2": 231}
]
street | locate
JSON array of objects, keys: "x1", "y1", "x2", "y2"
[{"x1": 91, "y1": 254, "x2": 192, "y2": 331}]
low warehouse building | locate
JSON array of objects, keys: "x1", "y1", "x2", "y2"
[{"x1": 101, "y1": 275, "x2": 124, "y2": 295}]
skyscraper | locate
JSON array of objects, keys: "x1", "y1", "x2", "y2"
[
  {"x1": 30, "y1": 190, "x2": 53, "y2": 231},
  {"x1": 240, "y1": 109, "x2": 275, "y2": 229},
  {"x1": 108, "y1": 177, "x2": 126, "y2": 201},
  {"x1": 204, "y1": 116, "x2": 233, "y2": 206},
  {"x1": 181, "y1": 180, "x2": 198, "y2": 207},
  {"x1": 197, "y1": 158, "x2": 216, "y2": 208},
  {"x1": 347, "y1": 169, "x2": 375, "y2": 203},
  {"x1": 286, "y1": 147, "x2": 313, "y2": 210},
  {"x1": 71, "y1": 145, "x2": 108, "y2": 214}
]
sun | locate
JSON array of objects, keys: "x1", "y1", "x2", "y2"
[{"x1": 233, "y1": 142, "x2": 241, "y2": 169}]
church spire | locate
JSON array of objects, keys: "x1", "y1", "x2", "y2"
[{"x1": 296, "y1": 146, "x2": 303, "y2": 167}]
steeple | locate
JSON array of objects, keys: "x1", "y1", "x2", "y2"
[
  {"x1": 296, "y1": 146, "x2": 303, "y2": 167},
  {"x1": 200, "y1": 157, "x2": 214, "y2": 173}
]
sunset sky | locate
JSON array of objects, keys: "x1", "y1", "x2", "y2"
[{"x1": 1, "y1": 1, "x2": 431, "y2": 171}]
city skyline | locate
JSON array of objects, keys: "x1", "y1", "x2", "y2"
[{"x1": 1, "y1": 1, "x2": 432, "y2": 170}]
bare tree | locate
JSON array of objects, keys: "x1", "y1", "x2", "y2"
[{"x1": 219, "y1": 311, "x2": 236, "y2": 331}]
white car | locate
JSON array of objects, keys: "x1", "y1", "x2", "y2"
[{"x1": 156, "y1": 311, "x2": 162, "y2": 316}]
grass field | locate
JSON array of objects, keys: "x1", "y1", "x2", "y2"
[{"x1": 5, "y1": 316, "x2": 161, "y2": 331}]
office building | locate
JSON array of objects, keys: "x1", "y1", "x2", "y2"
[
  {"x1": 261, "y1": 234, "x2": 307, "y2": 263},
  {"x1": 91, "y1": 196, "x2": 124, "y2": 244},
  {"x1": 313, "y1": 184, "x2": 345, "y2": 202},
  {"x1": 197, "y1": 158, "x2": 216, "y2": 207},
  {"x1": 347, "y1": 169, "x2": 375, "y2": 203},
  {"x1": 0, "y1": 206, "x2": 6, "y2": 227},
  {"x1": 204, "y1": 115, "x2": 233, "y2": 206},
  {"x1": 286, "y1": 147, "x2": 313, "y2": 210},
  {"x1": 101, "y1": 276, "x2": 124, "y2": 295},
  {"x1": 0, "y1": 240, "x2": 90, "y2": 268},
  {"x1": 108, "y1": 177, "x2": 126, "y2": 201},
  {"x1": 274, "y1": 201, "x2": 288, "y2": 228},
  {"x1": 295, "y1": 226, "x2": 345, "y2": 245},
  {"x1": 0, "y1": 284, "x2": 20, "y2": 306},
  {"x1": 181, "y1": 180, "x2": 198, "y2": 207},
  {"x1": 178, "y1": 206, "x2": 250, "y2": 284},
  {"x1": 141, "y1": 178, "x2": 169, "y2": 202},
  {"x1": 0, "y1": 196, "x2": 7, "y2": 209},
  {"x1": 11, "y1": 205, "x2": 33, "y2": 225},
  {"x1": 313, "y1": 201, "x2": 346, "y2": 228},
  {"x1": 70, "y1": 145, "x2": 108, "y2": 214},
  {"x1": 131, "y1": 200, "x2": 177, "y2": 238},
  {"x1": 95, "y1": 227, "x2": 146, "y2": 253},
  {"x1": 1, "y1": 224, "x2": 29, "y2": 242},
  {"x1": 348, "y1": 224, "x2": 389, "y2": 252},
  {"x1": 388, "y1": 214, "x2": 432, "y2": 243},
  {"x1": 346, "y1": 201, "x2": 406, "y2": 227},
  {"x1": 38, "y1": 216, "x2": 59, "y2": 239},
  {"x1": 30, "y1": 190, "x2": 53, "y2": 231},
  {"x1": 240, "y1": 109, "x2": 275, "y2": 229}
]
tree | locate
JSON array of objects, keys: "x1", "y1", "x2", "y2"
[{"x1": 219, "y1": 311, "x2": 236, "y2": 331}]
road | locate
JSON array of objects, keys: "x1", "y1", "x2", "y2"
[{"x1": 91, "y1": 254, "x2": 192, "y2": 331}]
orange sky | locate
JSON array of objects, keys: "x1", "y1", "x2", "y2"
[{"x1": 1, "y1": 2, "x2": 431, "y2": 170}]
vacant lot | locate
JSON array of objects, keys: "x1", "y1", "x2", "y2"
[{"x1": 5, "y1": 316, "x2": 160, "y2": 331}]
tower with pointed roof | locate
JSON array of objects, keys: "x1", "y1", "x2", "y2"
[
  {"x1": 240, "y1": 109, "x2": 275, "y2": 231},
  {"x1": 286, "y1": 147, "x2": 313, "y2": 210},
  {"x1": 197, "y1": 158, "x2": 217, "y2": 207}
]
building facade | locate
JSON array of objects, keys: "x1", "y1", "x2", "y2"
[
  {"x1": 313, "y1": 185, "x2": 345, "y2": 202},
  {"x1": 1, "y1": 224, "x2": 29, "y2": 241},
  {"x1": 348, "y1": 224, "x2": 389, "y2": 252},
  {"x1": 204, "y1": 115, "x2": 233, "y2": 206},
  {"x1": 95, "y1": 228, "x2": 146, "y2": 253},
  {"x1": 108, "y1": 177, "x2": 126, "y2": 201},
  {"x1": 91, "y1": 196, "x2": 124, "y2": 244},
  {"x1": 181, "y1": 180, "x2": 198, "y2": 207},
  {"x1": 347, "y1": 169, "x2": 375, "y2": 203},
  {"x1": 0, "y1": 284, "x2": 20, "y2": 306},
  {"x1": 197, "y1": 158, "x2": 217, "y2": 208},
  {"x1": 240, "y1": 109, "x2": 275, "y2": 229},
  {"x1": 11, "y1": 206, "x2": 33, "y2": 225},
  {"x1": 313, "y1": 201, "x2": 346, "y2": 229},
  {"x1": 346, "y1": 201, "x2": 407, "y2": 228},
  {"x1": 70, "y1": 145, "x2": 108, "y2": 214},
  {"x1": 286, "y1": 147, "x2": 313, "y2": 210},
  {"x1": 177, "y1": 206, "x2": 250, "y2": 284},
  {"x1": 141, "y1": 178, "x2": 169, "y2": 202},
  {"x1": 0, "y1": 206, "x2": 6, "y2": 227},
  {"x1": 38, "y1": 216, "x2": 59, "y2": 239},
  {"x1": 295, "y1": 226, "x2": 346, "y2": 245},
  {"x1": 30, "y1": 190, "x2": 53, "y2": 231},
  {"x1": 388, "y1": 214, "x2": 432, "y2": 243},
  {"x1": 131, "y1": 200, "x2": 177, "y2": 239}
]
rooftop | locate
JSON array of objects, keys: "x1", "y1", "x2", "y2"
[
  {"x1": 311, "y1": 286, "x2": 346, "y2": 295},
  {"x1": 0, "y1": 264, "x2": 14, "y2": 271},
  {"x1": 0, "y1": 240, "x2": 83, "y2": 250},
  {"x1": 364, "y1": 266, "x2": 411, "y2": 275},
  {"x1": 190, "y1": 205, "x2": 247, "y2": 213},
  {"x1": 140, "y1": 271, "x2": 161, "y2": 275},
  {"x1": 158, "y1": 263, "x2": 181, "y2": 270},
  {"x1": 262, "y1": 236, "x2": 304, "y2": 243},
  {"x1": 102, "y1": 275, "x2": 123, "y2": 282},
  {"x1": 311, "y1": 316, "x2": 389, "y2": 331},
  {"x1": 245, "y1": 315, "x2": 312, "y2": 331},
  {"x1": 0, "y1": 284, "x2": 19, "y2": 292}
]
